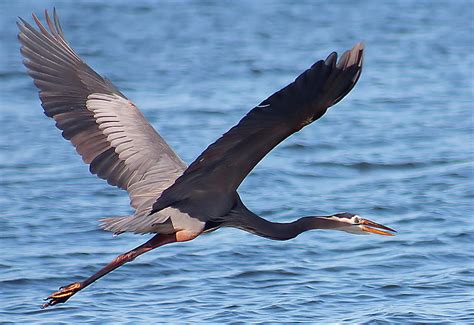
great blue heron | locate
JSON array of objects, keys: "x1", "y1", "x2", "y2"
[{"x1": 18, "y1": 9, "x2": 396, "y2": 308}]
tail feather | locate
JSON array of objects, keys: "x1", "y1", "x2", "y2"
[
  {"x1": 100, "y1": 212, "x2": 171, "y2": 235},
  {"x1": 100, "y1": 215, "x2": 135, "y2": 235}
]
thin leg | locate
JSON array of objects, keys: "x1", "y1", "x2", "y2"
[{"x1": 42, "y1": 233, "x2": 177, "y2": 308}]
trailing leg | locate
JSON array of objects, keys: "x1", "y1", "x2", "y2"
[{"x1": 42, "y1": 233, "x2": 178, "y2": 308}]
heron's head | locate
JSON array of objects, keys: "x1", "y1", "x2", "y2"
[{"x1": 325, "y1": 212, "x2": 396, "y2": 236}]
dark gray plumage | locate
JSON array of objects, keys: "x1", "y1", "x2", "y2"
[{"x1": 18, "y1": 9, "x2": 395, "y2": 308}]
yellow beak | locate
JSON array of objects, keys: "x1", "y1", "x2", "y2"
[{"x1": 360, "y1": 219, "x2": 396, "y2": 236}]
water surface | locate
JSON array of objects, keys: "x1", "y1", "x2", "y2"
[{"x1": 1, "y1": 0, "x2": 473, "y2": 323}]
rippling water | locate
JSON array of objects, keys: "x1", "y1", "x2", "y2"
[{"x1": 1, "y1": 0, "x2": 473, "y2": 323}]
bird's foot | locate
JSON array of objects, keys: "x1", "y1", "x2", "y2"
[{"x1": 42, "y1": 282, "x2": 82, "y2": 308}]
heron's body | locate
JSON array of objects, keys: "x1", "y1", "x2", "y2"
[{"x1": 17, "y1": 9, "x2": 395, "y2": 308}]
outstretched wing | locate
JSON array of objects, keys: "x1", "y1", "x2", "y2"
[
  {"x1": 152, "y1": 43, "x2": 363, "y2": 212},
  {"x1": 17, "y1": 9, "x2": 186, "y2": 212}
]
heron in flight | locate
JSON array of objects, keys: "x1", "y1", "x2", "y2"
[{"x1": 17, "y1": 9, "x2": 395, "y2": 308}]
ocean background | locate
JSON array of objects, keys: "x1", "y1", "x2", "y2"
[{"x1": 1, "y1": 0, "x2": 473, "y2": 323}]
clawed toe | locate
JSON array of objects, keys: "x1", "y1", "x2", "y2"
[{"x1": 42, "y1": 282, "x2": 82, "y2": 308}]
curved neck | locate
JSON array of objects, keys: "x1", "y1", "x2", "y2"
[{"x1": 225, "y1": 206, "x2": 339, "y2": 241}]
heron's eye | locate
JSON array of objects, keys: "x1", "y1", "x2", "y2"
[{"x1": 353, "y1": 217, "x2": 360, "y2": 224}]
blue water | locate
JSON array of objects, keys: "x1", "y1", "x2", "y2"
[{"x1": 1, "y1": 0, "x2": 473, "y2": 323}]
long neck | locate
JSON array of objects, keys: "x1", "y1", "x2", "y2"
[{"x1": 225, "y1": 205, "x2": 339, "y2": 241}]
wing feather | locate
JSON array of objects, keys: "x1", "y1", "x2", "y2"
[
  {"x1": 152, "y1": 43, "x2": 364, "y2": 213},
  {"x1": 18, "y1": 10, "x2": 186, "y2": 212}
]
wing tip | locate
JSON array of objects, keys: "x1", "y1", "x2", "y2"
[
  {"x1": 17, "y1": 8, "x2": 62, "y2": 39},
  {"x1": 352, "y1": 42, "x2": 364, "y2": 68},
  {"x1": 324, "y1": 51, "x2": 338, "y2": 68},
  {"x1": 326, "y1": 42, "x2": 364, "y2": 106}
]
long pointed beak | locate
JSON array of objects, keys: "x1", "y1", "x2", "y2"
[{"x1": 360, "y1": 219, "x2": 396, "y2": 236}]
